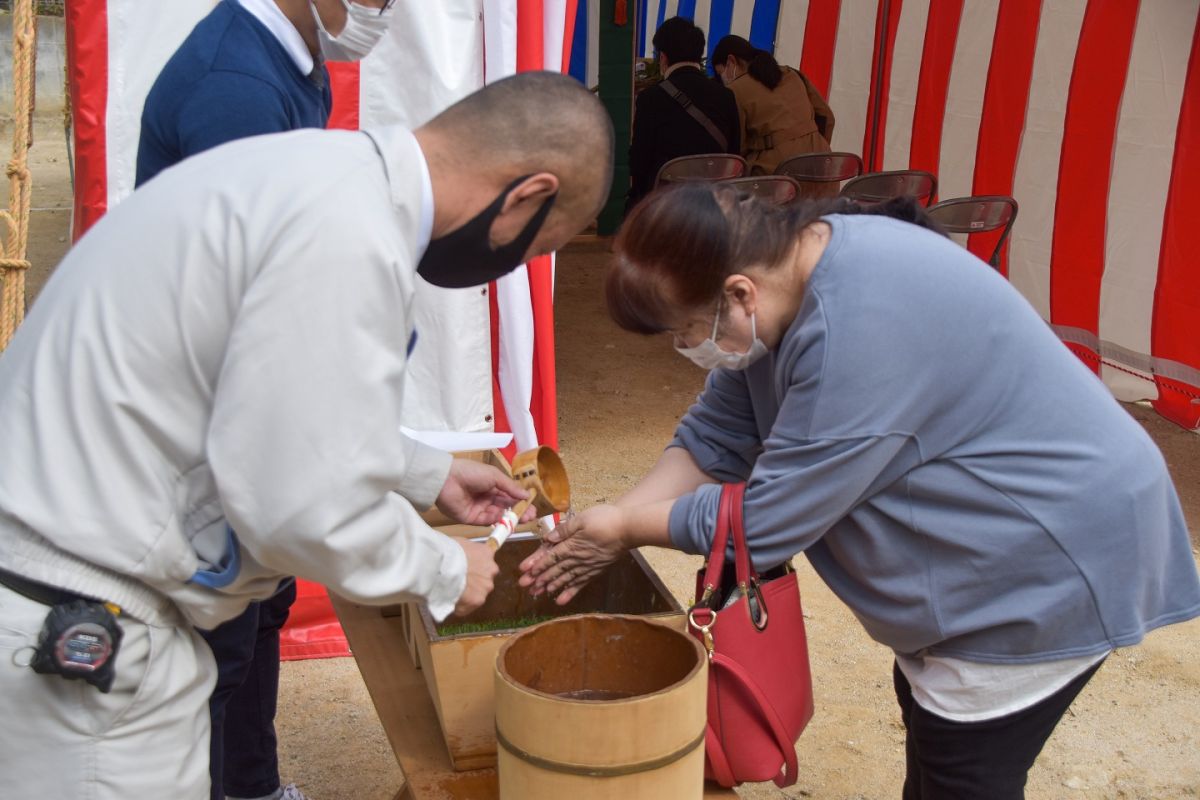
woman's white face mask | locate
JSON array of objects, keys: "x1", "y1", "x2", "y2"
[
  {"x1": 718, "y1": 57, "x2": 740, "y2": 87},
  {"x1": 674, "y1": 296, "x2": 769, "y2": 371},
  {"x1": 312, "y1": 0, "x2": 394, "y2": 62}
]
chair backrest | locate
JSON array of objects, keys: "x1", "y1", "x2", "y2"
[
  {"x1": 775, "y1": 152, "x2": 863, "y2": 183},
  {"x1": 655, "y1": 153, "x2": 747, "y2": 187},
  {"x1": 840, "y1": 169, "x2": 938, "y2": 206},
  {"x1": 719, "y1": 175, "x2": 801, "y2": 206},
  {"x1": 925, "y1": 195, "x2": 1019, "y2": 270}
]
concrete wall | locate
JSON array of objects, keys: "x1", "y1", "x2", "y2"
[{"x1": 0, "y1": 14, "x2": 66, "y2": 118}]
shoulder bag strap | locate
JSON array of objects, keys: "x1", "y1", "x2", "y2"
[
  {"x1": 710, "y1": 652, "x2": 800, "y2": 788},
  {"x1": 660, "y1": 77, "x2": 730, "y2": 152},
  {"x1": 704, "y1": 723, "x2": 737, "y2": 787}
]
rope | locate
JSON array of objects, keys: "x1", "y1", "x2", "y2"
[
  {"x1": 62, "y1": 33, "x2": 71, "y2": 187},
  {"x1": 0, "y1": 0, "x2": 36, "y2": 350},
  {"x1": 1073, "y1": 347, "x2": 1200, "y2": 403}
]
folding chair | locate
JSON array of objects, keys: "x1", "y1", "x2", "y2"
[
  {"x1": 840, "y1": 169, "x2": 938, "y2": 207},
  {"x1": 719, "y1": 175, "x2": 801, "y2": 206},
  {"x1": 925, "y1": 195, "x2": 1019, "y2": 270},
  {"x1": 655, "y1": 153, "x2": 747, "y2": 187},
  {"x1": 775, "y1": 152, "x2": 863, "y2": 198}
]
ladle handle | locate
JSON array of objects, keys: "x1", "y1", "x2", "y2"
[{"x1": 486, "y1": 498, "x2": 532, "y2": 551}]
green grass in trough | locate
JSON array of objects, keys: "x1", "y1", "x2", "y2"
[{"x1": 436, "y1": 615, "x2": 557, "y2": 637}]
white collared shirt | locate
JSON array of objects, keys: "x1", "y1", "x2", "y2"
[
  {"x1": 237, "y1": 0, "x2": 315, "y2": 75},
  {"x1": 664, "y1": 61, "x2": 704, "y2": 79},
  {"x1": 406, "y1": 131, "x2": 434, "y2": 252}
]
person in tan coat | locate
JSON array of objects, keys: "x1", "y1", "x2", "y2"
[{"x1": 712, "y1": 35, "x2": 835, "y2": 177}]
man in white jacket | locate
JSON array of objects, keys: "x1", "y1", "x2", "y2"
[{"x1": 0, "y1": 71, "x2": 614, "y2": 799}]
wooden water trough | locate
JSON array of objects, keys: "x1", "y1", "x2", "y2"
[{"x1": 334, "y1": 449, "x2": 735, "y2": 798}]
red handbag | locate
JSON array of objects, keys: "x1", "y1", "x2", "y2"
[{"x1": 687, "y1": 482, "x2": 814, "y2": 788}]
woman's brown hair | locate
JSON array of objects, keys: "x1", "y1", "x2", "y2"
[
  {"x1": 712, "y1": 34, "x2": 783, "y2": 90},
  {"x1": 606, "y1": 184, "x2": 942, "y2": 335}
]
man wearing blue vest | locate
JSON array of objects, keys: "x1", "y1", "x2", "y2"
[{"x1": 137, "y1": 3, "x2": 396, "y2": 799}]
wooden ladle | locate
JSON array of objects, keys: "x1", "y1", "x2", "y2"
[{"x1": 486, "y1": 446, "x2": 571, "y2": 550}]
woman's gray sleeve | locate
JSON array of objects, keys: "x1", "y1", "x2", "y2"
[
  {"x1": 670, "y1": 368, "x2": 763, "y2": 483},
  {"x1": 668, "y1": 346, "x2": 923, "y2": 565},
  {"x1": 669, "y1": 432, "x2": 919, "y2": 565}
]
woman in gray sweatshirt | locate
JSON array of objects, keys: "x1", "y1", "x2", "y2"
[{"x1": 520, "y1": 184, "x2": 1200, "y2": 798}]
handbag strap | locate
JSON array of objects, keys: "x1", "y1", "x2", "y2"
[
  {"x1": 727, "y1": 482, "x2": 771, "y2": 630},
  {"x1": 709, "y1": 651, "x2": 800, "y2": 788},
  {"x1": 704, "y1": 724, "x2": 737, "y2": 787},
  {"x1": 659, "y1": 78, "x2": 730, "y2": 153},
  {"x1": 727, "y1": 482, "x2": 755, "y2": 587},
  {"x1": 698, "y1": 482, "x2": 764, "y2": 605},
  {"x1": 698, "y1": 483, "x2": 737, "y2": 604}
]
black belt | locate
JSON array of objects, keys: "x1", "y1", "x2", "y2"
[{"x1": 0, "y1": 564, "x2": 100, "y2": 607}]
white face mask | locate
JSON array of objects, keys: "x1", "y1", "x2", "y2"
[
  {"x1": 674, "y1": 297, "x2": 769, "y2": 371},
  {"x1": 312, "y1": 0, "x2": 394, "y2": 62},
  {"x1": 719, "y1": 59, "x2": 740, "y2": 87}
]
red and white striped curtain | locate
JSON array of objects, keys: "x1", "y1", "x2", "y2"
[
  {"x1": 775, "y1": 0, "x2": 1200, "y2": 431},
  {"x1": 65, "y1": 0, "x2": 579, "y2": 658},
  {"x1": 483, "y1": 0, "x2": 578, "y2": 462}
]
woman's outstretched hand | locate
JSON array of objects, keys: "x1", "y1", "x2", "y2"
[{"x1": 518, "y1": 504, "x2": 629, "y2": 605}]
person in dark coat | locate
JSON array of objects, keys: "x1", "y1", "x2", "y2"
[{"x1": 626, "y1": 16, "x2": 740, "y2": 213}]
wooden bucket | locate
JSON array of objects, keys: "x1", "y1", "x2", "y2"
[
  {"x1": 494, "y1": 614, "x2": 707, "y2": 799},
  {"x1": 419, "y1": 545, "x2": 683, "y2": 771}
]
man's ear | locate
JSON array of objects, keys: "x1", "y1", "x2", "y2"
[
  {"x1": 499, "y1": 173, "x2": 560, "y2": 213},
  {"x1": 489, "y1": 172, "x2": 562, "y2": 250}
]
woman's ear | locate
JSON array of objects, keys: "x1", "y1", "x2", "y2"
[{"x1": 723, "y1": 274, "x2": 758, "y2": 316}]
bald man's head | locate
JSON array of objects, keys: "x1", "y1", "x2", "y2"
[{"x1": 420, "y1": 72, "x2": 615, "y2": 228}]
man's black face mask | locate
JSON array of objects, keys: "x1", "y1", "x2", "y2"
[{"x1": 417, "y1": 175, "x2": 558, "y2": 289}]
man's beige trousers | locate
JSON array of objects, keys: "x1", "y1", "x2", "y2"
[{"x1": 0, "y1": 584, "x2": 216, "y2": 798}]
